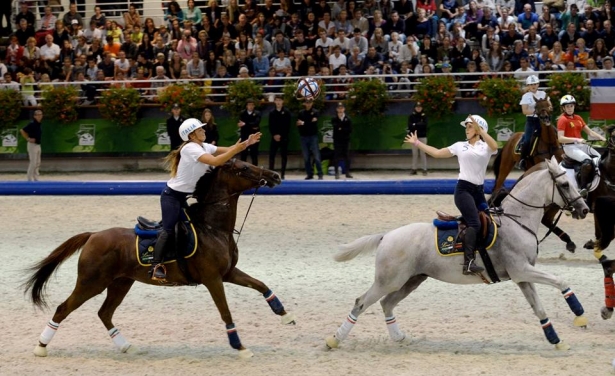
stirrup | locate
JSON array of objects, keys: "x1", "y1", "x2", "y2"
[{"x1": 151, "y1": 264, "x2": 167, "y2": 281}]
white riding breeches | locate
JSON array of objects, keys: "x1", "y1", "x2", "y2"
[{"x1": 562, "y1": 144, "x2": 601, "y2": 164}]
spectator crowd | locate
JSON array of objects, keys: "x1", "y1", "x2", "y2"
[{"x1": 1, "y1": 0, "x2": 615, "y2": 104}]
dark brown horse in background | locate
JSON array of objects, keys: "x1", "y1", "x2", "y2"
[
  {"x1": 23, "y1": 159, "x2": 292, "y2": 359},
  {"x1": 578, "y1": 126, "x2": 615, "y2": 255},
  {"x1": 491, "y1": 98, "x2": 575, "y2": 251},
  {"x1": 589, "y1": 196, "x2": 615, "y2": 320}
]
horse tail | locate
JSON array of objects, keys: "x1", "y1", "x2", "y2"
[
  {"x1": 595, "y1": 197, "x2": 615, "y2": 251},
  {"x1": 334, "y1": 234, "x2": 384, "y2": 262},
  {"x1": 23, "y1": 232, "x2": 94, "y2": 310}
]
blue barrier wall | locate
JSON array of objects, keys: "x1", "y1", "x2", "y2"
[{"x1": 0, "y1": 179, "x2": 516, "y2": 196}]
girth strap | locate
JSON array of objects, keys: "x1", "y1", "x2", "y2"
[{"x1": 477, "y1": 247, "x2": 501, "y2": 283}]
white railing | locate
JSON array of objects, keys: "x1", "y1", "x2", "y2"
[{"x1": 19, "y1": 69, "x2": 597, "y2": 104}]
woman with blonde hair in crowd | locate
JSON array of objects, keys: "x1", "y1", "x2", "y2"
[
  {"x1": 584, "y1": 58, "x2": 599, "y2": 78},
  {"x1": 226, "y1": 0, "x2": 240, "y2": 24},
  {"x1": 548, "y1": 41, "x2": 566, "y2": 70},
  {"x1": 23, "y1": 37, "x2": 41, "y2": 63},
  {"x1": 202, "y1": 108, "x2": 220, "y2": 145}
]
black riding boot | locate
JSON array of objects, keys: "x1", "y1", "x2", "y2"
[
  {"x1": 517, "y1": 141, "x2": 531, "y2": 170},
  {"x1": 462, "y1": 227, "x2": 484, "y2": 275},
  {"x1": 150, "y1": 230, "x2": 169, "y2": 281},
  {"x1": 578, "y1": 159, "x2": 594, "y2": 191}
]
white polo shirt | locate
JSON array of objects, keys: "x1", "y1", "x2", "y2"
[
  {"x1": 519, "y1": 90, "x2": 547, "y2": 116},
  {"x1": 448, "y1": 140, "x2": 498, "y2": 186},
  {"x1": 167, "y1": 142, "x2": 218, "y2": 193}
]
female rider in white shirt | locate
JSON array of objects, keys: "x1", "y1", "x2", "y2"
[
  {"x1": 150, "y1": 118, "x2": 261, "y2": 280},
  {"x1": 405, "y1": 115, "x2": 498, "y2": 275}
]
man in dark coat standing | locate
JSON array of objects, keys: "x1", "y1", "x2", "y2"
[
  {"x1": 166, "y1": 103, "x2": 184, "y2": 150},
  {"x1": 407, "y1": 102, "x2": 428, "y2": 175},
  {"x1": 268, "y1": 95, "x2": 292, "y2": 179},
  {"x1": 238, "y1": 98, "x2": 262, "y2": 165},
  {"x1": 332, "y1": 102, "x2": 353, "y2": 179}
]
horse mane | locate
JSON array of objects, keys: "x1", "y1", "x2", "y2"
[
  {"x1": 490, "y1": 162, "x2": 548, "y2": 207},
  {"x1": 192, "y1": 168, "x2": 220, "y2": 203}
]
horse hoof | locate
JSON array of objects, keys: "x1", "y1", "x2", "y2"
[
  {"x1": 122, "y1": 344, "x2": 138, "y2": 354},
  {"x1": 584, "y1": 240, "x2": 595, "y2": 250},
  {"x1": 33, "y1": 344, "x2": 48, "y2": 357},
  {"x1": 554, "y1": 340, "x2": 570, "y2": 351},
  {"x1": 325, "y1": 335, "x2": 339, "y2": 349},
  {"x1": 601, "y1": 306, "x2": 614, "y2": 320},
  {"x1": 238, "y1": 348, "x2": 254, "y2": 359},
  {"x1": 566, "y1": 241, "x2": 576, "y2": 253},
  {"x1": 391, "y1": 332, "x2": 406, "y2": 342},
  {"x1": 281, "y1": 312, "x2": 297, "y2": 325},
  {"x1": 573, "y1": 315, "x2": 588, "y2": 328}
]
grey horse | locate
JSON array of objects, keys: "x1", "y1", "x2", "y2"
[{"x1": 326, "y1": 156, "x2": 589, "y2": 350}]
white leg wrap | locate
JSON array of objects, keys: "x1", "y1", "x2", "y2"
[
  {"x1": 39, "y1": 319, "x2": 59, "y2": 345},
  {"x1": 109, "y1": 328, "x2": 131, "y2": 352},
  {"x1": 385, "y1": 316, "x2": 405, "y2": 341},
  {"x1": 335, "y1": 313, "x2": 357, "y2": 341}
]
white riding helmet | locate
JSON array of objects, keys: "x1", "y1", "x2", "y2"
[
  {"x1": 560, "y1": 94, "x2": 576, "y2": 106},
  {"x1": 179, "y1": 118, "x2": 205, "y2": 141},
  {"x1": 526, "y1": 75, "x2": 540, "y2": 85},
  {"x1": 460, "y1": 115, "x2": 488, "y2": 132}
]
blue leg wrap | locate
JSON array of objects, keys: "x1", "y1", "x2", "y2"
[
  {"x1": 562, "y1": 288, "x2": 584, "y2": 316},
  {"x1": 540, "y1": 318, "x2": 560, "y2": 344},
  {"x1": 263, "y1": 289, "x2": 285, "y2": 315},
  {"x1": 226, "y1": 323, "x2": 242, "y2": 350}
]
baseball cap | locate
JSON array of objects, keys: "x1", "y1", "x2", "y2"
[
  {"x1": 71, "y1": 19, "x2": 78, "y2": 25},
  {"x1": 337, "y1": 102, "x2": 345, "y2": 108},
  {"x1": 603, "y1": 56, "x2": 613, "y2": 62},
  {"x1": 172, "y1": 103, "x2": 180, "y2": 109},
  {"x1": 442, "y1": 62, "x2": 451, "y2": 69}
]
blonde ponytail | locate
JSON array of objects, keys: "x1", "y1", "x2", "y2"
[{"x1": 163, "y1": 141, "x2": 190, "y2": 177}]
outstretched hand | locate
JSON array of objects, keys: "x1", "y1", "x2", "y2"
[
  {"x1": 404, "y1": 131, "x2": 418, "y2": 145},
  {"x1": 247, "y1": 132, "x2": 262, "y2": 145}
]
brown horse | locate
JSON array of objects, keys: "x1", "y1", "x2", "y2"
[
  {"x1": 23, "y1": 159, "x2": 292, "y2": 359},
  {"x1": 492, "y1": 97, "x2": 562, "y2": 194},
  {"x1": 491, "y1": 98, "x2": 575, "y2": 251},
  {"x1": 589, "y1": 196, "x2": 615, "y2": 321}
]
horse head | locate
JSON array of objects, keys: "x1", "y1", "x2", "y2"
[
  {"x1": 545, "y1": 156, "x2": 589, "y2": 219},
  {"x1": 193, "y1": 159, "x2": 281, "y2": 204},
  {"x1": 533, "y1": 96, "x2": 552, "y2": 126}
]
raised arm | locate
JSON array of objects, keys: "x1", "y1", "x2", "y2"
[{"x1": 404, "y1": 131, "x2": 453, "y2": 158}]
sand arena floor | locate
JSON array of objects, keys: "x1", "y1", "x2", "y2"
[{"x1": 2, "y1": 171, "x2": 615, "y2": 376}]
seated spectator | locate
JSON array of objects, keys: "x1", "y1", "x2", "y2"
[
  {"x1": 74, "y1": 35, "x2": 89, "y2": 58},
  {"x1": 549, "y1": 41, "x2": 566, "y2": 70},
  {"x1": 221, "y1": 50, "x2": 238, "y2": 77},
  {"x1": 574, "y1": 38, "x2": 589, "y2": 68},
  {"x1": 15, "y1": 1, "x2": 36, "y2": 30},
  {"x1": 6, "y1": 36, "x2": 24, "y2": 72},
  {"x1": 496, "y1": 7, "x2": 515, "y2": 33},
  {"x1": 559, "y1": 23, "x2": 580, "y2": 50},
  {"x1": 414, "y1": 54, "x2": 434, "y2": 74},
  {"x1": 20, "y1": 68, "x2": 37, "y2": 106},
  {"x1": 88, "y1": 38, "x2": 104, "y2": 62},
  {"x1": 347, "y1": 46, "x2": 365, "y2": 74},
  {"x1": 477, "y1": 7, "x2": 497, "y2": 41},
  {"x1": 460, "y1": 61, "x2": 480, "y2": 97},
  {"x1": 106, "y1": 21, "x2": 123, "y2": 44},
  {"x1": 399, "y1": 36, "x2": 419, "y2": 66},
  {"x1": 36, "y1": 6, "x2": 57, "y2": 46},
  {"x1": 83, "y1": 20, "x2": 103, "y2": 45},
  {"x1": 74, "y1": 71, "x2": 97, "y2": 104},
  {"x1": 584, "y1": 58, "x2": 599, "y2": 78},
  {"x1": 23, "y1": 37, "x2": 41, "y2": 63},
  {"x1": 157, "y1": 25, "x2": 173, "y2": 46},
  {"x1": 336, "y1": 10, "x2": 354, "y2": 36},
  {"x1": 62, "y1": 3, "x2": 83, "y2": 30},
  {"x1": 436, "y1": 36, "x2": 452, "y2": 63},
  {"x1": 131, "y1": 68, "x2": 151, "y2": 96},
  {"x1": 235, "y1": 31, "x2": 253, "y2": 52},
  {"x1": 350, "y1": 9, "x2": 369, "y2": 37},
  {"x1": 312, "y1": 45, "x2": 330, "y2": 69},
  {"x1": 348, "y1": 28, "x2": 368, "y2": 58},
  {"x1": 211, "y1": 65, "x2": 231, "y2": 101},
  {"x1": 91, "y1": 6, "x2": 107, "y2": 29},
  {"x1": 253, "y1": 32, "x2": 273, "y2": 57},
  {"x1": 463, "y1": 1, "x2": 483, "y2": 41},
  {"x1": 153, "y1": 36, "x2": 171, "y2": 60},
  {"x1": 538, "y1": 5, "x2": 558, "y2": 34},
  {"x1": 481, "y1": 25, "x2": 499, "y2": 57},
  {"x1": 536, "y1": 45, "x2": 551, "y2": 70},
  {"x1": 120, "y1": 30, "x2": 138, "y2": 60},
  {"x1": 272, "y1": 50, "x2": 292, "y2": 76},
  {"x1": 388, "y1": 32, "x2": 404, "y2": 66},
  {"x1": 14, "y1": 18, "x2": 35, "y2": 47},
  {"x1": 164, "y1": 1, "x2": 185, "y2": 30},
  {"x1": 291, "y1": 50, "x2": 308, "y2": 76},
  {"x1": 370, "y1": 28, "x2": 389, "y2": 56},
  {"x1": 124, "y1": 4, "x2": 142, "y2": 30},
  {"x1": 500, "y1": 23, "x2": 522, "y2": 50},
  {"x1": 186, "y1": 52, "x2": 206, "y2": 78},
  {"x1": 597, "y1": 56, "x2": 615, "y2": 77},
  {"x1": 52, "y1": 20, "x2": 69, "y2": 50},
  {"x1": 540, "y1": 23, "x2": 558, "y2": 50},
  {"x1": 252, "y1": 48, "x2": 270, "y2": 77},
  {"x1": 362, "y1": 46, "x2": 384, "y2": 73},
  {"x1": 215, "y1": 35, "x2": 237, "y2": 60},
  {"x1": 591, "y1": 38, "x2": 608, "y2": 68},
  {"x1": 98, "y1": 52, "x2": 116, "y2": 80},
  {"x1": 177, "y1": 30, "x2": 198, "y2": 61},
  {"x1": 449, "y1": 37, "x2": 471, "y2": 71},
  {"x1": 517, "y1": 4, "x2": 539, "y2": 35},
  {"x1": 150, "y1": 66, "x2": 171, "y2": 100},
  {"x1": 329, "y1": 45, "x2": 347, "y2": 73},
  {"x1": 581, "y1": 20, "x2": 599, "y2": 49},
  {"x1": 507, "y1": 40, "x2": 528, "y2": 70},
  {"x1": 103, "y1": 35, "x2": 121, "y2": 58},
  {"x1": 131, "y1": 25, "x2": 143, "y2": 46},
  {"x1": 1, "y1": 72, "x2": 20, "y2": 90},
  {"x1": 314, "y1": 28, "x2": 334, "y2": 57},
  {"x1": 332, "y1": 29, "x2": 350, "y2": 55},
  {"x1": 86, "y1": 58, "x2": 98, "y2": 80},
  {"x1": 114, "y1": 51, "x2": 130, "y2": 77},
  {"x1": 513, "y1": 56, "x2": 534, "y2": 80}
]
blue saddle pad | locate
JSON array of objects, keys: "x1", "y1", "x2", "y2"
[
  {"x1": 134, "y1": 209, "x2": 197, "y2": 266},
  {"x1": 433, "y1": 215, "x2": 498, "y2": 256}
]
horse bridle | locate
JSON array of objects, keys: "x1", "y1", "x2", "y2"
[{"x1": 506, "y1": 169, "x2": 584, "y2": 211}]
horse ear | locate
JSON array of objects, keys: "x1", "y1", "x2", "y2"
[{"x1": 549, "y1": 155, "x2": 558, "y2": 167}]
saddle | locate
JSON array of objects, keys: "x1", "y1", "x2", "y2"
[
  {"x1": 134, "y1": 209, "x2": 197, "y2": 266},
  {"x1": 514, "y1": 134, "x2": 539, "y2": 156},
  {"x1": 560, "y1": 153, "x2": 600, "y2": 194},
  {"x1": 432, "y1": 209, "x2": 500, "y2": 283}
]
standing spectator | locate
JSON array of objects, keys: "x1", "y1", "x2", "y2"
[
  {"x1": 297, "y1": 99, "x2": 323, "y2": 180},
  {"x1": 331, "y1": 102, "x2": 353, "y2": 179},
  {"x1": 268, "y1": 95, "x2": 292, "y2": 179},
  {"x1": 166, "y1": 104, "x2": 185, "y2": 150},
  {"x1": 201, "y1": 108, "x2": 219, "y2": 145},
  {"x1": 21, "y1": 110, "x2": 43, "y2": 182},
  {"x1": 407, "y1": 102, "x2": 428, "y2": 176},
  {"x1": 237, "y1": 99, "x2": 262, "y2": 165},
  {"x1": 123, "y1": 4, "x2": 142, "y2": 30}
]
